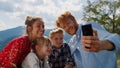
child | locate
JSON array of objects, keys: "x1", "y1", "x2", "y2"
[
  {"x1": 22, "y1": 36, "x2": 52, "y2": 68},
  {"x1": 49, "y1": 28, "x2": 75, "y2": 68}
]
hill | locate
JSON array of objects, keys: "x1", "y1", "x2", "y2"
[{"x1": 0, "y1": 26, "x2": 72, "y2": 50}]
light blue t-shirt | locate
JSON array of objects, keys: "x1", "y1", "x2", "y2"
[{"x1": 68, "y1": 22, "x2": 120, "y2": 68}]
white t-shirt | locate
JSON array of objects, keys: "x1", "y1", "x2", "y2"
[{"x1": 22, "y1": 51, "x2": 50, "y2": 68}]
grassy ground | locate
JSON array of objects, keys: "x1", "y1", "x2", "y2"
[{"x1": 118, "y1": 59, "x2": 120, "y2": 68}]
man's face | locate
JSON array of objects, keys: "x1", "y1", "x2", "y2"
[{"x1": 61, "y1": 19, "x2": 77, "y2": 35}]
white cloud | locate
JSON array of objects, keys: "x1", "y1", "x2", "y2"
[
  {"x1": 0, "y1": 0, "x2": 7, "y2": 2},
  {"x1": 0, "y1": 0, "x2": 87, "y2": 30},
  {"x1": 23, "y1": 0, "x2": 37, "y2": 3},
  {"x1": 0, "y1": 21, "x2": 8, "y2": 31}
]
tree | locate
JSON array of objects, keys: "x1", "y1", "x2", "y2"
[{"x1": 82, "y1": 0, "x2": 120, "y2": 34}]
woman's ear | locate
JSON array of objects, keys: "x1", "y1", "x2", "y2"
[{"x1": 27, "y1": 26, "x2": 32, "y2": 32}]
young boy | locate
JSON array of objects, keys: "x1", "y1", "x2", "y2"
[
  {"x1": 49, "y1": 28, "x2": 75, "y2": 68},
  {"x1": 22, "y1": 36, "x2": 52, "y2": 68}
]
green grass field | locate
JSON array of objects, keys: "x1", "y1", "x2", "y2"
[{"x1": 118, "y1": 60, "x2": 120, "y2": 68}]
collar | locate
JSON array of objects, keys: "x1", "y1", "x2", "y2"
[{"x1": 52, "y1": 43, "x2": 65, "y2": 50}]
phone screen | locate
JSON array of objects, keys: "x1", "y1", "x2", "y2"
[
  {"x1": 82, "y1": 24, "x2": 93, "y2": 36},
  {"x1": 82, "y1": 24, "x2": 93, "y2": 49}
]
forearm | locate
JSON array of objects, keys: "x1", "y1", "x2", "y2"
[{"x1": 99, "y1": 40, "x2": 115, "y2": 51}]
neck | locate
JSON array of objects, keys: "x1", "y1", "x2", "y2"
[
  {"x1": 28, "y1": 34, "x2": 36, "y2": 42},
  {"x1": 36, "y1": 51, "x2": 45, "y2": 61},
  {"x1": 75, "y1": 24, "x2": 79, "y2": 34}
]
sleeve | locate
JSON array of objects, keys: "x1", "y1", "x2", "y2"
[
  {"x1": 65, "y1": 43, "x2": 76, "y2": 66},
  {"x1": 92, "y1": 22, "x2": 120, "y2": 51},
  {"x1": 0, "y1": 38, "x2": 25, "y2": 68},
  {"x1": 22, "y1": 52, "x2": 40, "y2": 68}
]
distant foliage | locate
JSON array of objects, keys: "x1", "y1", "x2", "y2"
[{"x1": 83, "y1": 0, "x2": 120, "y2": 34}]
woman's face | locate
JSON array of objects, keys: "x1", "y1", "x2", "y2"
[
  {"x1": 61, "y1": 19, "x2": 78, "y2": 35},
  {"x1": 31, "y1": 19, "x2": 44, "y2": 39},
  {"x1": 51, "y1": 33, "x2": 63, "y2": 48}
]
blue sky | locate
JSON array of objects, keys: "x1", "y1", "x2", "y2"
[{"x1": 0, "y1": 0, "x2": 90, "y2": 31}]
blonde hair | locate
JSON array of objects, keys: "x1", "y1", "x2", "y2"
[
  {"x1": 25, "y1": 16, "x2": 44, "y2": 35},
  {"x1": 32, "y1": 36, "x2": 51, "y2": 50},
  {"x1": 50, "y1": 28, "x2": 64, "y2": 39},
  {"x1": 55, "y1": 11, "x2": 76, "y2": 28}
]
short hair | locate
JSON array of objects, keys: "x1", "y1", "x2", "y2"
[
  {"x1": 55, "y1": 11, "x2": 76, "y2": 28},
  {"x1": 31, "y1": 36, "x2": 51, "y2": 50},
  {"x1": 49, "y1": 28, "x2": 64, "y2": 39}
]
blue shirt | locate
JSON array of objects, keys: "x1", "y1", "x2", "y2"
[{"x1": 68, "y1": 22, "x2": 120, "y2": 68}]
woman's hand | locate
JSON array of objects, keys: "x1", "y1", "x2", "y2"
[{"x1": 11, "y1": 63, "x2": 17, "y2": 68}]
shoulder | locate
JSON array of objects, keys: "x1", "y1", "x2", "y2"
[
  {"x1": 87, "y1": 22, "x2": 106, "y2": 30},
  {"x1": 12, "y1": 36, "x2": 29, "y2": 42},
  {"x1": 23, "y1": 52, "x2": 38, "y2": 62},
  {"x1": 63, "y1": 43, "x2": 70, "y2": 49},
  {"x1": 63, "y1": 43, "x2": 69, "y2": 47},
  {"x1": 22, "y1": 52, "x2": 39, "y2": 68},
  {"x1": 7, "y1": 36, "x2": 29, "y2": 45}
]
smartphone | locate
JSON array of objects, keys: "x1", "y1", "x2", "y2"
[
  {"x1": 82, "y1": 24, "x2": 93, "y2": 49},
  {"x1": 82, "y1": 24, "x2": 93, "y2": 36}
]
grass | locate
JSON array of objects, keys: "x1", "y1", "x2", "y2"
[{"x1": 118, "y1": 59, "x2": 120, "y2": 68}]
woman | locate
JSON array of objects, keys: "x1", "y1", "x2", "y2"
[{"x1": 0, "y1": 16, "x2": 45, "y2": 68}]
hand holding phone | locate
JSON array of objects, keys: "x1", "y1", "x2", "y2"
[{"x1": 82, "y1": 24, "x2": 93, "y2": 49}]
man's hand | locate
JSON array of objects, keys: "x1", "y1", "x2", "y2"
[
  {"x1": 81, "y1": 30, "x2": 114, "y2": 52},
  {"x1": 81, "y1": 30, "x2": 100, "y2": 52}
]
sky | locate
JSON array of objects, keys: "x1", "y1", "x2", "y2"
[{"x1": 0, "y1": 0, "x2": 89, "y2": 31}]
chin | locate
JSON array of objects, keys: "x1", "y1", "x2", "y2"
[
  {"x1": 69, "y1": 32, "x2": 75, "y2": 35},
  {"x1": 38, "y1": 35, "x2": 43, "y2": 38}
]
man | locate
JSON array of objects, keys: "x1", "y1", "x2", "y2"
[{"x1": 55, "y1": 11, "x2": 120, "y2": 68}]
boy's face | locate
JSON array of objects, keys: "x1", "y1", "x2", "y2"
[
  {"x1": 51, "y1": 33, "x2": 63, "y2": 48},
  {"x1": 60, "y1": 19, "x2": 77, "y2": 35}
]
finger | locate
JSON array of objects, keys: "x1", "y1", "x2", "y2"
[
  {"x1": 11, "y1": 63, "x2": 17, "y2": 68},
  {"x1": 90, "y1": 48, "x2": 99, "y2": 52},
  {"x1": 82, "y1": 40, "x2": 93, "y2": 45},
  {"x1": 81, "y1": 41, "x2": 91, "y2": 49},
  {"x1": 93, "y1": 30, "x2": 98, "y2": 36},
  {"x1": 82, "y1": 36, "x2": 93, "y2": 40},
  {"x1": 83, "y1": 47, "x2": 91, "y2": 52}
]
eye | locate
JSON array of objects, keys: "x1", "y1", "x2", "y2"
[
  {"x1": 59, "y1": 37, "x2": 62, "y2": 40},
  {"x1": 55, "y1": 38, "x2": 58, "y2": 40}
]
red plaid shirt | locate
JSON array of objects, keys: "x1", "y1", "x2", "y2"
[{"x1": 0, "y1": 36, "x2": 31, "y2": 68}]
